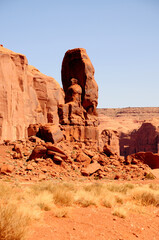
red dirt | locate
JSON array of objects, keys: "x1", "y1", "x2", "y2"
[
  {"x1": 28, "y1": 206, "x2": 159, "y2": 240},
  {"x1": 0, "y1": 143, "x2": 159, "y2": 240}
]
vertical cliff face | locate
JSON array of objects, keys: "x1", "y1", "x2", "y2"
[
  {"x1": 120, "y1": 123, "x2": 159, "y2": 157},
  {"x1": 98, "y1": 108, "x2": 159, "y2": 157},
  {"x1": 0, "y1": 46, "x2": 64, "y2": 142}
]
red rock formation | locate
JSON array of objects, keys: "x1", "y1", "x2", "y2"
[
  {"x1": 100, "y1": 129, "x2": 120, "y2": 155},
  {"x1": 59, "y1": 48, "x2": 99, "y2": 148},
  {"x1": 37, "y1": 124, "x2": 63, "y2": 144},
  {"x1": 61, "y1": 48, "x2": 98, "y2": 114},
  {"x1": 128, "y1": 152, "x2": 159, "y2": 169},
  {"x1": 98, "y1": 108, "x2": 159, "y2": 158},
  {"x1": 0, "y1": 45, "x2": 64, "y2": 142},
  {"x1": 120, "y1": 123, "x2": 159, "y2": 157}
]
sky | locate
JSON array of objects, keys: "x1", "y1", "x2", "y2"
[{"x1": 0, "y1": 0, "x2": 159, "y2": 108}]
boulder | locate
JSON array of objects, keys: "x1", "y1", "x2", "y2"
[
  {"x1": 103, "y1": 144, "x2": 115, "y2": 157},
  {"x1": 29, "y1": 145, "x2": 47, "y2": 160},
  {"x1": 53, "y1": 155, "x2": 63, "y2": 164},
  {"x1": 28, "y1": 124, "x2": 41, "y2": 137},
  {"x1": 37, "y1": 124, "x2": 63, "y2": 143},
  {"x1": 76, "y1": 151, "x2": 91, "y2": 167},
  {"x1": 130, "y1": 152, "x2": 159, "y2": 169},
  {"x1": 81, "y1": 161, "x2": 101, "y2": 176},
  {"x1": 28, "y1": 136, "x2": 45, "y2": 144},
  {"x1": 0, "y1": 164, "x2": 14, "y2": 174},
  {"x1": 13, "y1": 143, "x2": 23, "y2": 158},
  {"x1": 45, "y1": 142, "x2": 67, "y2": 156},
  {"x1": 47, "y1": 150, "x2": 67, "y2": 160},
  {"x1": 92, "y1": 154, "x2": 107, "y2": 166}
]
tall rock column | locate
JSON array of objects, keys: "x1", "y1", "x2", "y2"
[{"x1": 59, "y1": 48, "x2": 99, "y2": 148}]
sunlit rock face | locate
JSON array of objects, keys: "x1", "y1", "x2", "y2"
[
  {"x1": 61, "y1": 48, "x2": 98, "y2": 114},
  {"x1": 59, "y1": 48, "x2": 99, "y2": 148},
  {"x1": 0, "y1": 45, "x2": 64, "y2": 142}
]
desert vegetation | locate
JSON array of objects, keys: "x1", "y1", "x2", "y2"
[{"x1": 0, "y1": 180, "x2": 159, "y2": 239}]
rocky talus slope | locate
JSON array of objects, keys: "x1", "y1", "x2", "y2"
[{"x1": 0, "y1": 46, "x2": 158, "y2": 181}]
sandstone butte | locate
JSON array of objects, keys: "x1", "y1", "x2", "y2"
[
  {"x1": 0, "y1": 45, "x2": 64, "y2": 142},
  {"x1": 0, "y1": 45, "x2": 159, "y2": 181}
]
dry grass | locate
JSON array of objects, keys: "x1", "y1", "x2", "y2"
[
  {"x1": 112, "y1": 207, "x2": 127, "y2": 218},
  {"x1": 52, "y1": 207, "x2": 69, "y2": 218},
  {"x1": 0, "y1": 203, "x2": 29, "y2": 240},
  {"x1": 101, "y1": 194, "x2": 116, "y2": 208},
  {"x1": 34, "y1": 190, "x2": 53, "y2": 211},
  {"x1": 74, "y1": 189, "x2": 98, "y2": 207},
  {"x1": 106, "y1": 182, "x2": 135, "y2": 194},
  {"x1": 149, "y1": 183, "x2": 159, "y2": 191},
  {"x1": 131, "y1": 187, "x2": 159, "y2": 206},
  {"x1": 53, "y1": 187, "x2": 74, "y2": 206},
  {"x1": 0, "y1": 179, "x2": 159, "y2": 240}
]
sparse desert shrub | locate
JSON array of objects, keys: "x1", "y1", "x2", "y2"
[
  {"x1": 102, "y1": 195, "x2": 116, "y2": 208},
  {"x1": 106, "y1": 183, "x2": 135, "y2": 194},
  {"x1": 34, "y1": 191, "x2": 53, "y2": 211},
  {"x1": 149, "y1": 183, "x2": 159, "y2": 191},
  {"x1": 74, "y1": 189, "x2": 97, "y2": 207},
  {"x1": 0, "y1": 182, "x2": 15, "y2": 200},
  {"x1": 144, "y1": 172, "x2": 156, "y2": 180},
  {"x1": 83, "y1": 183, "x2": 104, "y2": 196},
  {"x1": 131, "y1": 188, "x2": 159, "y2": 206},
  {"x1": 0, "y1": 203, "x2": 29, "y2": 240},
  {"x1": 115, "y1": 194, "x2": 124, "y2": 204},
  {"x1": 30, "y1": 181, "x2": 55, "y2": 194},
  {"x1": 112, "y1": 207, "x2": 127, "y2": 218},
  {"x1": 53, "y1": 186, "x2": 74, "y2": 206},
  {"x1": 52, "y1": 207, "x2": 68, "y2": 218},
  {"x1": 1, "y1": 179, "x2": 159, "y2": 236}
]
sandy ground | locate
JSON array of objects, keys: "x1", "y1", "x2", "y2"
[
  {"x1": 0, "y1": 144, "x2": 159, "y2": 240},
  {"x1": 28, "y1": 205, "x2": 159, "y2": 240}
]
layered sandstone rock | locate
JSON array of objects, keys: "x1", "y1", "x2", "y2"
[
  {"x1": 120, "y1": 122, "x2": 159, "y2": 157},
  {"x1": 100, "y1": 129, "x2": 120, "y2": 155},
  {"x1": 61, "y1": 48, "x2": 98, "y2": 114},
  {"x1": 98, "y1": 108, "x2": 159, "y2": 158},
  {"x1": 0, "y1": 45, "x2": 64, "y2": 142},
  {"x1": 127, "y1": 152, "x2": 159, "y2": 169},
  {"x1": 59, "y1": 48, "x2": 99, "y2": 148}
]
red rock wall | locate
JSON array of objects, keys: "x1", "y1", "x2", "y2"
[
  {"x1": 98, "y1": 108, "x2": 159, "y2": 157},
  {"x1": 120, "y1": 123, "x2": 159, "y2": 157},
  {"x1": 0, "y1": 46, "x2": 64, "y2": 142}
]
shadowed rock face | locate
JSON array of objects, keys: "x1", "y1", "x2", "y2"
[
  {"x1": 120, "y1": 123, "x2": 159, "y2": 157},
  {"x1": 0, "y1": 46, "x2": 64, "y2": 142},
  {"x1": 61, "y1": 48, "x2": 98, "y2": 115},
  {"x1": 98, "y1": 108, "x2": 159, "y2": 158},
  {"x1": 129, "y1": 152, "x2": 159, "y2": 169}
]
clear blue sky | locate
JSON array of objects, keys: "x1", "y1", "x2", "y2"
[{"x1": 0, "y1": 0, "x2": 159, "y2": 108}]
